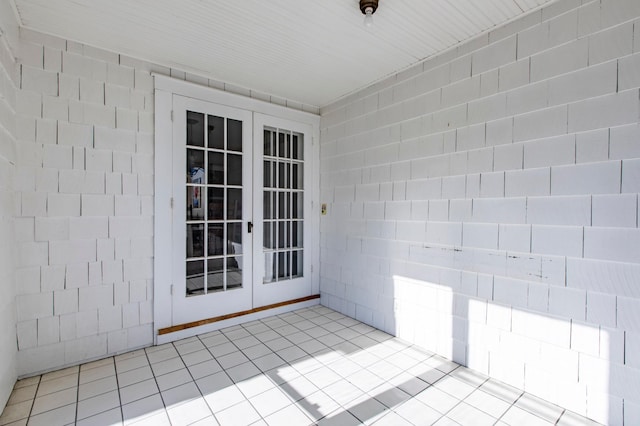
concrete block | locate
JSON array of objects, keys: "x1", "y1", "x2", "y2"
[
  {"x1": 456, "y1": 124, "x2": 485, "y2": 152},
  {"x1": 81, "y1": 194, "x2": 114, "y2": 216},
  {"x1": 548, "y1": 60, "x2": 617, "y2": 106},
  {"x1": 486, "y1": 117, "x2": 513, "y2": 146},
  {"x1": 586, "y1": 291, "x2": 617, "y2": 328},
  {"x1": 511, "y1": 308, "x2": 570, "y2": 347},
  {"x1": 568, "y1": 89, "x2": 639, "y2": 133},
  {"x1": 549, "y1": 286, "x2": 586, "y2": 321},
  {"x1": 449, "y1": 199, "x2": 472, "y2": 222},
  {"x1": 610, "y1": 123, "x2": 640, "y2": 160},
  {"x1": 527, "y1": 195, "x2": 591, "y2": 226},
  {"x1": 58, "y1": 74, "x2": 79, "y2": 100},
  {"x1": 575, "y1": 129, "x2": 609, "y2": 164},
  {"x1": 20, "y1": 191, "x2": 47, "y2": 217},
  {"x1": 37, "y1": 316, "x2": 60, "y2": 346},
  {"x1": 65, "y1": 262, "x2": 88, "y2": 288},
  {"x1": 541, "y1": 255, "x2": 566, "y2": 286},
  {"x1": 129, "y1": 279, "x2": 148, "y2": 303},
  {"x1": 524, "y1": 135, "x2": 575, "y2": 169},
  {"x1": 43, "y1": 144, "x2": 73, "y2": 169},
  {"x1": 79, "y1": 78, "x2": 104, "y2": 104},
  {"x1": 499, "y1": 224, "x2": 531, "y2": 253},
  {"x1": 588, "y1": 22, "x2": 633, "y2": 65},
  {"x1": 499, "y1": 58, "x2": 529, "y2": 92},
  {"x1": 442, "y1": 175, "x2": 466, "y2": 199},
  {"x1": 69, "y1": 217, "x2": 109, "y2": 240},
  {"x1": 425, "y1": 221, "x2": 462, "y2": 246},
  {"x1": 584, "y1": 227, "x2": 640, "y2": 263},
  {"x1": 479, "y1": 172, "x2": 504, "y2": 198},
  {"x1": 493, "y1": 143, "x2": 523, "y2": 172},
  {"x1": 396, "y1": 221, "x2": 426, "y2": 243},
  {"x1": 17, "y1": 320, "x2": 37, "y2": 350},
  {"x1": 49, "y1": 239, "x2": 96, "y2": 265},
  {"x1": 35, "y1": 217, "x2": 69, "y2": 241},
  {"x1": 16, "y1": 90, "x2": 42, "y2": 117},
  {"x1": 531, "y1": 225, "x2": 583, "y2": 257},
  {"x1": 472, "y1": 36, "x2": 516, "y2": 74},
  {"x1": 98, "y1": 305, "x2": 122, "y2": 333},
  {"x1": 505, "y1": 167, "x2": 550, "y2": 197},
  {"x1": 531, "y1": 38, "x2": 588, "y2": 82},
  {"x1": 79, "y1": 284, "x2": 113, "y2": 312},
  {"x1": 36, "y1": 118, "x2": 57, "y2": 145},
  {"x1": 47, "y1": 193, "x2": 80, "y2": 217},
  {"x1": 622, "y1": 158, "x2": 640, "y2": 193},
  {"x1": 428, "y1": 199, "x2": 449, "y2": 221},
  {"x1": 75, "y1": 309, "x2": 98, "y2": 338},
  {"x1": 506, "y1": 81, "x2": 548, "y2": 116},
  {"x1": 619, "y1": 52, "x2": 640, "y2": 91},
  {"x1": 442, "y1": 75, "x2": 481, "y2": 108},
  {"x1": 463, "y1": 223, "x2": 499, "y2": 249},
  {"x1": 467, "y1": 148, "x2": 493, "y2": 174},
  {"x1": 551, "y1": 161, "x2": 621, "y2": 195},
  {"x1": 406, "y1": 178, "x2": 441, "y2": 200},
  {"x1": 86, "y1": 149, "x2": 113, "y2": 172},
  {"x1": 54, "y1": 289, "x2": 78, "y2": 316},
  {"x1": 514, "y1": 105, "x2": 567, "y2": 143},
  {"x1": 527, "y1": 281, "x2": 548, "y2": 312},
  {"x1": 34, "y1": 169, "x2": 58, "y2": 193},
  {"x1": 410, "y1": 201, "x2": 429, "y2": 220},
  {"x1": 592, "y1": 194, "x2": 637, "y2": 228},
  {"x1": 44, "y1": 47, "x2": 62, "y2": 72},
  {"x1": 107, "y1": 63, "x2": 134, "y2": 88},
  {"x1": 618, "y1": 296, "x2": 640, "y2": 332},
  {"x1": 567, "y1": 257, "x2": 640, "y2": 298},
  {"x1": 43, "y1": 96, "x2": 69, "y2": 121},
  {"x1": 116, "y1": 108, "x2": 138, "y2": 131},
  {"x1": 468, "y1": 93, "x2": 506, "y2": 124},
  {"x1": 16, "y1": 292, "x2": 52, "y2": 321},
  {"x1": 480, "y1": 69, "x2": 499, "y2": 97},
  {"x1": 472, "y1": 198, "x2": 526, "y2": 224},
  {"x1": 466, "y1": 173, "x2": 480, "y2": 198},
  {"x1": 40, "y1": 265, "x2": 65, "y2": 292},
  {"x1": 58, "y1": 122, "x2": 92, "y2": 148},
  {"x1": 548, "y1": 7, "x2": 579, "y2": 46},
  {"x1": 449, "y1": 55, "x2": 472, "y2": 82},
  {"x1": 15, "y1": 266, "x2": 40, "y2": 295},
  {"x1": 21, "y1": 66, "x2": 58, "y2": 96},
  {"x1": 486, "y1": 302, "x2": 511, "y2": 331}
]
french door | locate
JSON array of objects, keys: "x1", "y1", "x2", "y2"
[{"x1": 169, "y1": 95, "x2": 312, "y2": 327}]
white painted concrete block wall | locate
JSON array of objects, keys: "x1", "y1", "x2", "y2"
[
  {"x1": 0, "y1": 1, "x2": 19, "y2": 411},
  {"x1": 320, "y1": 0, "x2": 640, "y2": 424},
  {"x1": 8, "y1": 26, "x2": 319, "y2": 379},
  {"x1": 12, "y1": 28, "x2": 157, "y2": 376}
]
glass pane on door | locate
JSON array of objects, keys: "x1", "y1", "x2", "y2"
[
  {"x1": 263, "y1": 127, "x2": 304, "y2": 284},
  {"x1": 185, "y1": 111, "x2": 245, "y2": 297}
]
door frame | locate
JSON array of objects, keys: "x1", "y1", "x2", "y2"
[{"x1": 154, "y1": 75, "x2": 320, "y2": 344}]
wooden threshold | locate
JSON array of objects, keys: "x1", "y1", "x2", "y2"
[{"x1": 158, "y1": 294, "x2": 320, "y2": 335}]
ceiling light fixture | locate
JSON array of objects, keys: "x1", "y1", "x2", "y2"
[{"x1": 360, "y1": 0, "x2": 379, "y2": 28}]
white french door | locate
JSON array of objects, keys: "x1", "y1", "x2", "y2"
[
  {"x1": 252, "y1": 114, "x2": 313, "y2": 307},
  {"x1": 172, "y1": 96, "x2": 254, "y2": 325},
  {"x1": 164, "y1": 93, "x2": 315, "y2": 330}
]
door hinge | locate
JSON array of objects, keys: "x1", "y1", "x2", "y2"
[
  {"x1": 311, "y1": 265, "x2": 314, "y2": 273},
  {"x1": 170, "y1": 284, "x2": 174, "y2": 295},
  {"x1": 170, "y1": 197, "x2": 174, "y2": 209},
  {"x1": 171, "y1": 110, "x2": 174, "y2": 122}
]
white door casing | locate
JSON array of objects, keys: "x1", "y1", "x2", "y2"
[{"x1": 154, "y1": 75, "x2": 320, "y2": 343}]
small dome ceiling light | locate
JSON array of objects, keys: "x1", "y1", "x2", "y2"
[{"x1": 360, "y1": 0, "x2": 379, "y2": 27}]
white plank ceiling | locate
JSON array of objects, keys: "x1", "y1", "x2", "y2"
[{"x1": 11, "y1": 0, "x2": 556, "y2": 108}]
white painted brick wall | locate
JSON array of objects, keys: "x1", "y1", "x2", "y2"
[{"x1": 320, "y1": 2, "x2": 640, "y2": 422}]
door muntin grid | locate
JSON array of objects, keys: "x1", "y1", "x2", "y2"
[
  {"x1": 185, "y1": 111, "x2": 244, "y2": 296},
  {"x1": 263, "y1": 127, "x2": 304, "y2": 284}
]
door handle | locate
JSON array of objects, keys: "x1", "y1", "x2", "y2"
[{"x1": 248, "y1": 221, "x2": 253, "y2": 233}]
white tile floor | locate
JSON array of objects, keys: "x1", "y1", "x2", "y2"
[{"x1": 1, "y1": 305, "x2": 602, "y2": 426}]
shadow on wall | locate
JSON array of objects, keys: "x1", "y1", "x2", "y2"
[{"x1": 390, "y1": 273, "x2": 619, "y2": 425}]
